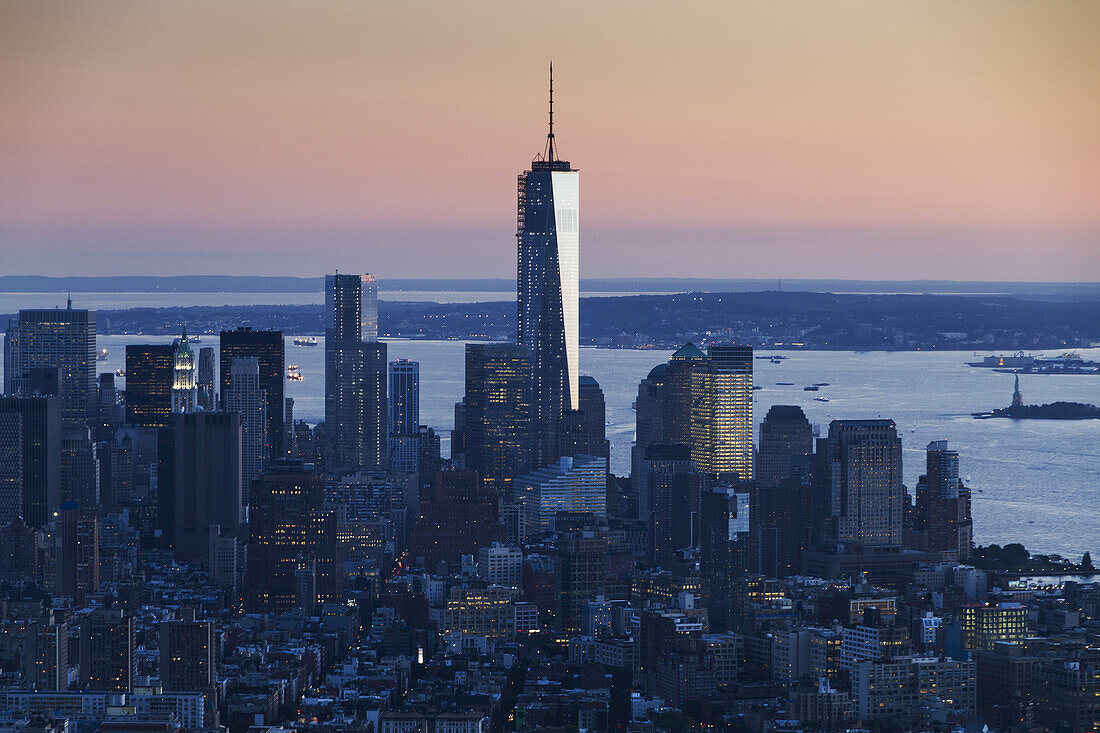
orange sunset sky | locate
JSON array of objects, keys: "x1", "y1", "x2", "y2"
[{"x1": 1, "y1": 1, "x2": 1098, "y2": 280}]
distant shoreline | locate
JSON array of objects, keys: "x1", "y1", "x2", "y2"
[{"x1": 2, "y1": 275, "x2": 1098, "y2": 298}]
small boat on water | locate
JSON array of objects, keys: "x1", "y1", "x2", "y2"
[
  {"x1": 814, "y1": 382, "x2": 829, "y2": 386},
  {"x1": 98, "y1": 347, "x2": 109, "y2": 361},
  {"x1": 776, "y1": 382, "x2": 794, "y2": 386},
  {"x1": 294, "y1": 337, "x2": 319, "y2": 346},
  {"x1": 287, "y1": 364, "x2": 304, "y2": 381},
  {"x1": 115, "y1": 369, "x2": 125, "y2": 378},
  {"x1": 804, "y1": 385, "x2": 819, "y2": 391},
  {"x1": 814, "y1": 396, "x2": 829, "y2": 402}
]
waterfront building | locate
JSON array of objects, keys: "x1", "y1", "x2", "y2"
[
  {"x1": 0, "y1": 395, "x2": 60, "y2": 527},
  {"x1": 690, "y1": 344, "x2": 754, "y2": 479},
  {"x1": 821, "y1": 419, "x2": 904, "y2": 548},
  {"x1": 222, "y1": 357, "x2": 267, "y2": 504},
  {"x1": 171, "y1": 330, "x2": 197, "y2": 414},
  {"x1": 219, "y1": 327, "x2": 284, "y2": 462},
  {"x1": 157, "y1": 411, "x2": 242, "y2": 561},
  {"x1": 460, "y1": 343, "x2": 534, "y2": 494},
  {"x1": 908, "y1": 440, "x2": 974, "y2": 561},
  {"x1": 125, "y1": 344, "x2": 174, "y2": 428},
  {"x1": 515, "y1": 454, "x2": 607, "y2": 536},
  {"x1": 757, "y1": 404, "x2": 813, "y2": 488},
  {"x1": 517, "y1": 66, "x2": 580, "y2": 462},
  {"x1": 4, "y1": 303, "x2": 97, "y2": 421}
]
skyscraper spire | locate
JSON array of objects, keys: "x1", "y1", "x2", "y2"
[{"x1": 545, "y1": 61, "x2": 557, "y2": 162}]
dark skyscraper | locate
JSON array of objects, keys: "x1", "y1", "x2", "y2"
[
  {"x1": 197, "y1": 346, "x2": 216, "y2": 411},
  {"x1": 389, "y1": 359, "x2": 419, "y2": 477},
  {"x1": 125, "y1": 344, "x2": 174, "y2": 428},
  {"x1": 160, "y1": 610, "x2": 214, "y2": 692},
  {"x1": 517, "y1": 66, "x2": 579, "y2": 462},
  {"x1": 220, "y1": 327, "x2": 284, "y2": 462},
  {"x1": 462, "y1": 343, "x2": 534, "y2": 494},
  {"x1": 0, "y1": 395, "x2": 60, "y2": 527},
  {"x1": 158, "y1": 411, "x2": 243, "y2": 561},
  {"x1": 908, "y1": 440, "x2": 974, "y2": 561},
  {"x1": 245, "y1": 461, "x2": 341, "y2": 614},
  {"x1": 757, "y1": 404, "x2": 813, "y2": 488},
  {"x1": 4, "y1": 305, "x2": 97, "y2": 421},
  {"x1": 641, "y1": 444, "x2": 703, "y2": 568},
  {"x1": 325, "y1": 273, "x2": 387, "y2": 474}
]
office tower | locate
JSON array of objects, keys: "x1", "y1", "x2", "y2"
[
  {"x1": 758, "y1": 405, "x2": 813, "y2": 488},
  {"x1": 325, "y1": 274, "x2": 386, "y2": 473},
  {"x1": 59, "y1": 501, "x2": 100, "y2": 605},
  {"x1": 753, "y1": 461, "x2": 814, "y2": 579},
  {"x1": 160, "y1": 609, "x2": 214, "y2": 692},
  {"x1": 691, "y1": 345, "x2": 753, "y2": 479},
  {"x1": 362, "y1": 273, "x2": 379, "y2": 341},
  {"x1": 125, "y1": 344, "x2": 175, "y2": 428},
  {"x1": 388, "y1": 360, "x2": 419, "y2": 476},
  {"x1": 555, "y1": 531, "x2": 608, "y2": 632},
  {"x1": 79, "y1": 608, "x2": 134, "y2": 692},
  {"x1": 409, "y1": 469, "x2": 505, "y2": 571},
  {"x1": 157, "y1": 412, "x2": 243, "y2": 561},
  {"x1": 196, "y1": 347, "x2": 216, "y2": 411},
  {"x1": 700, "y1": 486, "x2": 751, "y2": 632},
  {"x1": 822, "y1": 420, "x2": 904, "y2": 547},
  {"x1": 60, "y1": 423, "x2": 99, "y2": 508},
  {"x1": 26, "y1": 612, "x2": 68, "y2": 691},
  {"x1": 0, "y1": 396, "x2": 61, "y2": 526},
  {"x1": 4, "y1": 304, "x2": 96, "y2": 421},
  {"x1": 245, "y1": 461, "x2": 342, "y2": 614},
  {"x1": 639, "y1": 444, "x2": 702, "y2": 568},
  {"x1": 326, "y1": 272, "x2": 360, "y2": 472},
  {"x1": 97, "y1": 433, "x2": 134, "y2": 512},
  {"x1": 559, "y1": 375, "x2": 610, "y2": 460},
  {"x1": 515, "y1": 454, "x2": 607, "y2": 535},
  {"x1": 462, "y1": 343, "x2": 534, "y2": 494},
  {"x1": 417, "y1": 425, "x2": 443, "y2": 488},
  {"x1": 220, "y1": 327, "x2": 284, "y2": 462},
  {"x1": 631, "y1": 343, "x2": 708, "y2": 487},
  {"x1": 283, "y1": 397, "x2": 294, "y2": 458},
  {"x1": 363, "y1": 342, "x2": 388, "y2": 471},
  {"x1": 94, "y1": 372, "x2": 124, "y2": 439},
  {"x1": 0, "y1": 413, "x2": 21, "y2": 525},
  {"x1": 909, "y1": 441, "x2": 973, "y2": 561},
  {"x1": 223, "y1": 357, "x2": 267, "y2": 500},
  {"x1": 171, "y1": 330, "x2": 197, "y2": 413},
  {"x1": 517, "y1": 67, "x2": 580, "y2": 461}
]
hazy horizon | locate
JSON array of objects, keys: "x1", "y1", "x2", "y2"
[{"x1": 2, "y1": 1, "x2": 1098, "y2": 280}]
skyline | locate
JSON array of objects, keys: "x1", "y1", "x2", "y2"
[{"x1": 2, "y1": 1, "x2": 1098, "y2": 280}]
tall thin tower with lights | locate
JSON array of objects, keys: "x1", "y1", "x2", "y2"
[{"x1": 517, "y1": 63, "x2": 579, "y2": 462}]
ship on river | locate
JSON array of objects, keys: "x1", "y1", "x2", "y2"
[{"x1": 968, "y1": 351, "x2": 1098, "y2": 375}]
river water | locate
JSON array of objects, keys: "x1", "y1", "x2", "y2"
[{"x1": 64, "y1": 336, "x2": 1096, "y2": 558}]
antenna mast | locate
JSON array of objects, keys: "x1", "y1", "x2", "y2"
[{"x1": 545, "y1": 62, "x2": 557, "y2": 162}]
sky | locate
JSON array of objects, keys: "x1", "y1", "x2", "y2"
[{"x1": 1, "y1": 1, "x2": 1098, "y2": 281}]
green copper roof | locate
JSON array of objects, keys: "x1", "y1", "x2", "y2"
[{"x1": 670, "y1": 342, "x2": 706, "y2": 361}]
